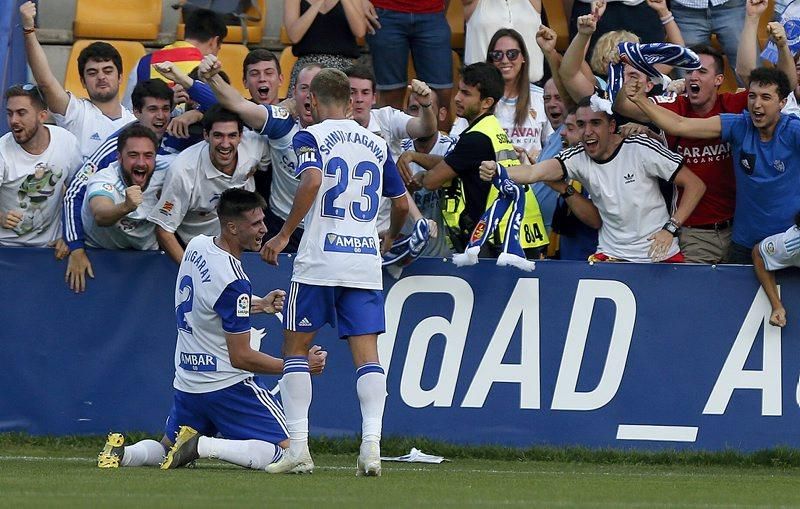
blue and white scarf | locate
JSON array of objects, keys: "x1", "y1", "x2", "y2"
[
  {"x1": 382, "y1": 218, "x2": 430, "y2": 267},
  {"x1": 607, "y1": 42, "x2": 701, "y2": 102},
  {"x1": 452, "y1": 164, "x2": 536, "y2": 271}
]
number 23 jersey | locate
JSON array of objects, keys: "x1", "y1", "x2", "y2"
[{"x1": 292, "y1": 119, "x2": 406, "y2": 290}]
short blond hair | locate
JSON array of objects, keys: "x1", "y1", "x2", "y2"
[{"x1": 590, "y1": 30, "x2": 639, "y2": 76}]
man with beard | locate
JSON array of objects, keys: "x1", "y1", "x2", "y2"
[
  {"x1": 62, "y1": 80, "x2": 175, "y2": 292},
  {"x1": 189, "y1": 55, "x2": 322, "y2": 253},
  {"x1": 0, "y1": 84, "x2": 81, "y2": 252},
  {"x1": 20, "y1": 2, "x2": 136, "y2": 161},
  {"x1": 148, "y1": 106, "x2": 269, "y2": 263},
  {"x1": 412, "y1": 62, "x2": 549, "y2": 256},
  {"x1": 481, "y1": 95, "x2": 707, "y2": 263},
  {"x1": 80, "y1": 124, "x2": 163, "y2": 250}
]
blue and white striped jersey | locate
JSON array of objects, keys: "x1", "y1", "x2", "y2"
[
  {"x1": 62, "y1": 122, "x2": 177, "y2": 250},
  {"x1": 173, "y1": 235, "x2": 253, "y2": 393},
  {"x1": 291, "y1": 119, "x2": 406, "y2": 290}
]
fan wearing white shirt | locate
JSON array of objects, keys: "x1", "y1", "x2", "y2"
[
  {"x1": 0, "y1": 84, "x2": 81, "y2": 252},
  {"x1": 480, "y1": 96, "x2": 707, "y2": 263},
  {"x1": 193, "y1": 54, "x2": 323, "y2": 253},
  {"x1": 20, "y1": 2, "x2": 136, "y2": 161},
  {"x1": 148, "y1": 106, "x2": 269, "y2": 263},
  {"x1": 345, "y1": 64, "x2": 438, "y2": 233},
  {"x1": 81, "y1": 124, "x2": 163, "y2": 251}
]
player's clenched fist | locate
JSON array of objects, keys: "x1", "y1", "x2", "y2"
[
  {"x1": 20, "y1": 1, "x2": 36, "y2": 30},
  {"x1": 124, "y1": 185, "x2": 143, "y2": 212},
  {"x1": 308, "y1": 345, "x2": 327, "y2": 375},
  {"x1": 479, "y1": 160, "x2": 498, "y2": 181}
]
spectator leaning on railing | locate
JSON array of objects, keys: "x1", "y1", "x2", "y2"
[
  {"x1": 0, "y1": 84, "x2": 81, "y2": 255},
  {"x1": 625, "y1": 66, "x2": 800, "y2": 265},
  {"x1": 479, "y1": 94, "x2": 706, "y2": 263}
]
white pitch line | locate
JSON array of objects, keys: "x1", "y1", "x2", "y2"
[{"x1": 617, "y1": 424, "x2": 699, "y2": 442}]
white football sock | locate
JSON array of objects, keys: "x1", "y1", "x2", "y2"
[
  {"x1": 356, "y1": 364, "x2": 387, "y2": 443},
  {"x1": 281, "y1": 356, "x2": 312, "y2": 445},
  {"x1": 197, "y1": 436, "x2": 283, "y2": 469},
  {"x1": 120, "y1": 439, "x2": 165, "y2": 467}
]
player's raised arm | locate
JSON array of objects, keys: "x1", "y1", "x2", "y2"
[
  {"x1": 625, "y1": 77, "x2": 721, "y2": 139},
  {"x1": 198, "y1": 55, "x2": 268, "y2": 131}
]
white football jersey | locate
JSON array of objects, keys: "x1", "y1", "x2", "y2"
[
  {"x1": 368, "y1": 107, "x2": 413, "y2": 233},
  {"x1": 148, "y1": 131, "x2": 268, "y2": 244},
  {"x1": 173, "y1": 235, "x2": 253, "y2": 393},
  {"x1": 399, "y1": 134, "x2": 457, "y2": 258},
  {"x1": 556, "y1": 135, "x2": 683, "y2": 262},
  {"x1": 257, "y1": 104, "x2": 303, "y2": 224},
  {"x1": 51, "y1": 94, "x2": 136, "y2": 161},
  {"x1": 81, "y1": 162, "x2": 165, "y2": 250},
  {"x1": 292, "y1": 119, "x2": 406, "y2": 289},
  {"x1": 0, "y1": 126, "x2": 81, "y2": 247}
]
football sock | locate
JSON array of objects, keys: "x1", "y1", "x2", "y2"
[
  {"x1": 120, "y1": 439, "x2": 165, "y2": 467},
  {"x1": 356, "y1": 363, "x2": 386, "y2": 443},
  {"x1": 197, "y1": 437, "x2": 282, "y2": 469},
  {"x1": 281, "y1": 356, "x2": 312, "y2": 445}
]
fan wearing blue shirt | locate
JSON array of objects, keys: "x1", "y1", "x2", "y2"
[{"x1": 625, "y1": 66, "x2": 800, "y2": 264}]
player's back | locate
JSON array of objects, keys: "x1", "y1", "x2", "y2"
[
  {"x1": 173, "y1": 234, "x2": 252, "y2": 393},
  {"x1": 293, "y1": 119, "x2": 395, "y2": 290}
]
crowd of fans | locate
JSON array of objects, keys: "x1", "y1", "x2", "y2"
[{"x1": 2, "y1": 0, "x2": 800, "y2": 324}]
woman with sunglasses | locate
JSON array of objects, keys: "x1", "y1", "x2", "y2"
[
  {"x1": 462, "y1": 0, "x2": 543, "y2": 84},
  {"x1": 454, "y1": 29, "x2": 550, "y2": 162}
]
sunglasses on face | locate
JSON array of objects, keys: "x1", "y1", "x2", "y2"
[{"x1": 489, "y1": 49, "x2": 521, "y2": 62}]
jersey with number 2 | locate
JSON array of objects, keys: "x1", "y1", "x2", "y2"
[{"x1": 292, "y1": 119, "x2": 406, "y2": 290}]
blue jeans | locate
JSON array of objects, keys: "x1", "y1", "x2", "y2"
[
  {"x1": 366, "y1": 8, "x2": 453, "y2": 90},
  {"x1": 671, "y1": 0, "x2": 746, "y2": 74}
]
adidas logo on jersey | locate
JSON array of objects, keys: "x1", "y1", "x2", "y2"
[
  {"x1": 90, "y1": 132, "x2": 102, "y2": 141},
  {"x1": 623, "y1": 173, "x2": 635, "y2": 184},
  {"x1": 298, "y1": 317, "x2": 312, "y2": 327}
]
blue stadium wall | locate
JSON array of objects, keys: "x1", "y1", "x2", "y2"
[{"x1": 2, "y1": 247, "x2": 799, "y2": 451}]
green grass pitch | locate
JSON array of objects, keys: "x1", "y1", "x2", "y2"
[{"x1": 2, "y1": 437, "x2": 800, "y2": 508}]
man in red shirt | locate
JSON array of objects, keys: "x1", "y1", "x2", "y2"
[
  {"x1": 615, "y1": 44, "x2": 745, "y2": 263},
  {"x1": 363, "y1": 0, "x2": 452, "y2": 124}
]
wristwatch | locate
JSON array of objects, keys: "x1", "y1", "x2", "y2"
[
  {"x1": 662, "y1": 219, "x2": 680, "y2": 237},
  {"x1": 560, "y1": 184, "x2": 576, "y2": 199}
]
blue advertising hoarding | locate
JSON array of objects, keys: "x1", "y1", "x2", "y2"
[{"x1": 0, "y1": 247, "x2": 797, "y2": 451}]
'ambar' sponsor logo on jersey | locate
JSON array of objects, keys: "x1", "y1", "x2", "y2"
[
  {"x1": 324, "y1": 232, "x2": 377, "y2": 254},
  {"x1": 179, "y1": 352, "x2": 218, "y2": 372}
]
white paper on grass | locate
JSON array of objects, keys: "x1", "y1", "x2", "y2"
[{"x1": 380, "y1": 447, "x2": 449, "y2": 463}]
